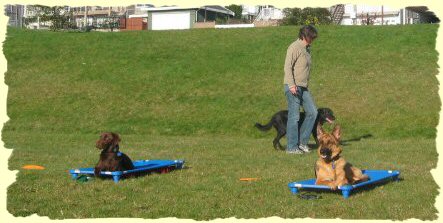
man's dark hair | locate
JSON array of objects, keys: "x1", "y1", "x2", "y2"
[{"x1": 298, "y1": 25, "x2": 318, "y2": 41}]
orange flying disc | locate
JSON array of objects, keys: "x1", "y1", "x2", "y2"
[
  {"x1": 22, "y1": 165, "x2": 45, "y2": 170},
  {"x1": 239, "y1": 178, "x2": 259, "y2": 181}
]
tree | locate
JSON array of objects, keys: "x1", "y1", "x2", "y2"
[
  {"x1": 305, "y1": 15, "x2": 319, "y2": 25},
  {"x1": 225, "y1": 4, "x2": 242, "y2": 19},
  {"x1": 25, "y1": 5, "x2": 76, "y2": 31},
  {"x1": 301, "y1": 7, "x2": 332, "y2": 25},
  {"x1": 281, "y1": 7, "x2": 332, "y2": 26},
  {"x1": 49, "y1": 6, "x2": 76, "y2": 30},
  {"x1": 103, "y1": 13, "x2": 120, "y2": 32},
  {"x1": 281, "y1": 7, "x2": 303, "y2": 25},
  {"x1": 360, "y1": 12, "x2": 376, "y2": 25},
  {"x1": 24, "y1": 5, "x2": 49, "y2": 27},
  {"x1": 313, "y1": 8, "x2": 332, "y2": 24}
]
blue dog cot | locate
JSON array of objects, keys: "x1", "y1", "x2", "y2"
[
  {"x1": 69, "y1": 159, "x2": 185, "y2": 183},
  {"x1": 288, "y1": 169, "x2": 400, "y2": 199}
]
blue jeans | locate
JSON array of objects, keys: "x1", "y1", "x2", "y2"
[{"x1": 284, "y1": 84, "x2": 318, "y2": 151}]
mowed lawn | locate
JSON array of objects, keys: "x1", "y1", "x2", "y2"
[{"x1": 3, "y1": 24, "x2": 440, "y2": 220}]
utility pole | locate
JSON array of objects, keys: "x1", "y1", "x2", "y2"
[
  {"x1": 381, "y1": 5, "x2": 384, "y2": 25},
  {"x1": 23, "y1": 5, "x2": 27, "y2": 28},
  {"x1": 84, "y1": 6, "x2": 87, "y2": 28},
  {"x1": 15, "y1": 5, "x2": 18, "y2": 27}
]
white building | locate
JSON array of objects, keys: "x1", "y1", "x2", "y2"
[
  {"x1": 333, "y1": 4, "x2": 437, "y2": 25},
  {"x1": 71, "y1": 6, "x2": 126, "y2": 29},
  {"x1": 23, "y1": 5, "x2": 65, "y2": 29},
  {"x1": 241, "y1": 5, "x2": 257, "y2": 21},
  {"x1": 4, "y1": 4, "x2": 25, "y2": 27},
  {"x1": 241, "y1": 5, "x2": 283, "y2": 22},
  {"x1": 338, "y1": 4, "x2": 401, "y2": 25},
  {"x1": 126, "y1": 3, "x2": 155, "y2": 16},
  {"x1": 133, "y1": 6, "x2": 234, "y2": 30},
  {"x1": 255, "y1": 5, "x2": 283, "y2": 21}
]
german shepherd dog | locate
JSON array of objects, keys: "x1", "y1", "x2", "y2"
[
  {"x1": 255, "y1": 108, "x2": 335, "y2": 150},
  {"x1": 94, "y1": 132, "x2": 134, "y2": 177},
  {"x1": 315, "y1": 124, "x2": 369, "y2": 190}
]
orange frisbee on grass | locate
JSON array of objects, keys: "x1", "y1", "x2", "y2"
[
  {"x1": 22, "y1": 165, "x2": 45, "y2": 170},
  {"x1": 240, "y1": 178, "x2": 259, "y2": 181}
]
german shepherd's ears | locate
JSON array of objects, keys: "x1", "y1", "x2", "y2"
[
  {"x1": 332, "y1": 124, "x2": 341, "y2": 141},
  {"x1": 317, "y1": 124, "x2": 341, "y2": 141}
]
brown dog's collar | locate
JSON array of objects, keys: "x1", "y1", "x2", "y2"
[
  {"x1": 113, "y1": 145, "x2": 120, "y2": 153},
  {"x1": 100, "y1": 145, "x2": 120, "y2": 153}
]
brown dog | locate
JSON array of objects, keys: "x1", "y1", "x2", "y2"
[
  {"x1": 314, "y1": 124, "x2": 369, "y2": 190},
  {"x1": 94, "y1": 132, "x2": 134, "y2": 177}
]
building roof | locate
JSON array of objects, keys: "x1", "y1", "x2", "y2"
[
  {"x1": 144, "y1": 5, "x2": 234, "y2": 16},
  {"x1": 344, "y1": 11, "x2": 400, "y2": 17},
  {"x1": 406, "y1": 6, "x2": 440, "y2": 23},
  {"x1": 201, "y1": 5, "x2": 235, "y2": 16},
  {"x1": 145, "y1": 6, "x2": 199, "y2": 12}
]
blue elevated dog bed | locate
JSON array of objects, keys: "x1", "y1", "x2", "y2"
[
  {"x1": 69, "y1": 159, "x2": 185, "y2": 183},
  {"x1": 288, "y1": 170, "x2": 400, "y2": 199}
]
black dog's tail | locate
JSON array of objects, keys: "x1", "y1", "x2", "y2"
[{"x1": 255, "y1": 121, "x2": 273, "y2": 131}]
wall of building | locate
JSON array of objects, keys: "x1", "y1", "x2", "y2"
[
  {"x1": 253, "y1": 20, "x2": 279, "y2": 27},
  {"x1": 120, "y1": 17, "x2": 147, "y2": 30},
  {"x1": 341, "y1": 4, "x2": 402, "y2": 25},
  {"x1": 148, "y1": 10, "x2": 195, "y2": 30},
  {"x1": 5, "y1": 4, "x2": 25, "y2": 27},
  {"x1": 193, "y1": 21, "x2": 215, "y2": 28}
]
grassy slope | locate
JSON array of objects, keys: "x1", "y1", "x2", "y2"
[
  {"x1": 3, "y1": 25, "x2": 440, "y2": 220},
  {"x1": 3, "y1": 25, "x2": 439, "y2": 138}
]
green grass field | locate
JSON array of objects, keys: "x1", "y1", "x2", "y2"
[{"x1": 3, "y1": 24, "x2": 440, "y2": 220}]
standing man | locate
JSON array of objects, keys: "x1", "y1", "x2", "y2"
[{"x1": 284, "y1": 25, "x2": 318, "y2": 154}]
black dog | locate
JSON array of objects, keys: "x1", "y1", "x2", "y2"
[
  {"x1": 255, "y1": 108, "x2": 335, "y2": 150},
  {"x1": 94, "y1": 132, "x2": 134, "y2": 177}
]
